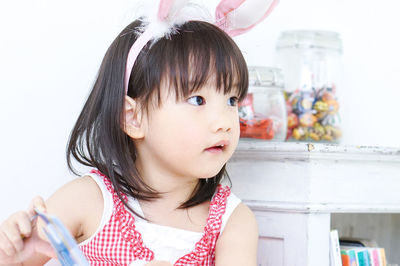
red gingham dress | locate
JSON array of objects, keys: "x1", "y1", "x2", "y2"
[{"x1": 80, "y1": 170, "x2": 231, "y2": 265}]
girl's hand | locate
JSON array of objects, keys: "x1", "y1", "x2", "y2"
[
  {"x1": 0, "y1": 196, "x2": 55, "y2": 265},
  {"x1": 145, "y1": 261, "x2": 173, "y2": 266}
]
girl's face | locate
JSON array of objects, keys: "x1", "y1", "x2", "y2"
[{"x1": 135, "y1": 80, "x2": 241, "y2": 180}]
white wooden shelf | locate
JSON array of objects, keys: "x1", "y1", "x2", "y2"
[{"x1": 227, "y1": 139, "x2": 400, "y2": 266}]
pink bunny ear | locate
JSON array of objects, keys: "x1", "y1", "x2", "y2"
[
  {"x1": 215, "y1": 0, "x2": 279, "y2": 37},
  {"x1": 157, "y1": 0, "x2": 174, "y2": 20}
]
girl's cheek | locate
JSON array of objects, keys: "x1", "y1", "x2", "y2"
[{"x1": 233, "y1": 123, "x2": 241, "y2": 141}]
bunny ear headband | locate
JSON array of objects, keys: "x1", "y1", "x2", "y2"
[{"x1": 124, "y1": 0, "x2": 279, "y2": 92}]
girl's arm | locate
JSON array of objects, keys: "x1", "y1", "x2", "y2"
[
  {"x1": 215, "y1": 203, "x2": 259, "y2": 266},
  {"x1": 0, "y1": 176, "x2": 103, "y2": 266}
]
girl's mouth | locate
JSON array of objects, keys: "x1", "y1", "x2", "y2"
[
  {"x1": 205, "y1": 145, "x2": 225, "y2": 153},
  {"x1": 204, "y1": 140, "x2": 229, "y2": 153}
]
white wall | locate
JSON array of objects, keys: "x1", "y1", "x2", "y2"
[{"x1": 1, "y1": 0, "x2": 399, "y2": 220}]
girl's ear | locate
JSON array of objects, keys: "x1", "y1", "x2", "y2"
[{"x1": 123, "y1": 96, "x2": 145, "y2": 139}]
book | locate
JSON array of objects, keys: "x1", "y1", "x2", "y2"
[
  {"x1": 340, "y1": 249, "x2": 357, "y2": 266},
  {"x1": 355, "y1": 249, "x2": 371, "y2": 266},
  {"x1": 377, "y1": 248, "x2": 387, "y2": 266},
  {"x1": 330, "y1": 229, "x2": 343, "y2": 266},
  {"x1": 368, "y1": 248, "x2": 380, "y2": 266}
]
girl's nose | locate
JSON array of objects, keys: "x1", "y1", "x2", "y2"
[
  {"x1": 211, "y1": 109, "x2": 233, "y2": 133},
  {"x1": 214, "y1": 121, "x2": 231, "y2": 133}
]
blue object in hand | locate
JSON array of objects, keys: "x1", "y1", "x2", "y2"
[{"x1": 34, "y1": 208, "x2": 90, "y2": 266}]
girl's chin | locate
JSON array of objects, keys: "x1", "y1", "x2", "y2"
[{"x1": 196, "y1": 167, "x2": 225, "y2": 180}]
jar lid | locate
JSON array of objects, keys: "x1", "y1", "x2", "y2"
[
  {"x1": 276, "y1": 30, "x2": 343, "y2": 53},
  {"x1": 248, "y1": 66, "x2": 284, "y2": 88}
]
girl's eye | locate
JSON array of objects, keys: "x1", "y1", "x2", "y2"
[
  {"x1": 187, "y1": 96, "x2": 205, "y2": 106},
  {"x1": 228, "y1": 97, "x2": 239, "y2": 106}
]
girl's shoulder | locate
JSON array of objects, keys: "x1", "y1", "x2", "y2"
[
  {"x1": 215, "y1": 202, "x2": 258, "y2": 265},
  {"x1": 44, "y1": 174, "x2": 104, "y2": 243}
]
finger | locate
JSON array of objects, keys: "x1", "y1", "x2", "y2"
[
  {"x1": 15, "y1": 212, "x2": 33, "y2": 238},
  {"x1": 0, "y1": 229, "x2": 17, "y2": 257},
  {"x1": 0, "y1": 230, "x2": 13, "y2": 257},
  {"x1": 3, "y1": 221, "x2": 24, "y2": 254},
  {"x1": 24, "y1": 226, "x2": 56, "y2": 259},
  {"x1": 33, "y1": 239, "x2": 57, "y2": 259},
  {"x1": 27, "y1": 196, "x2": 46, "y2": 216}
]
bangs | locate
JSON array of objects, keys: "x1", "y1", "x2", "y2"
[{"x1": 129, "y1": 21, "x2": 248, "y2": 108}]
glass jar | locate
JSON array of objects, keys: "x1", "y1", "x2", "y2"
[
  {"x1": 239, "y1": 66, "x2": 287, "y2": 141},
  {"x1": 275, "y1": 30, "x2": 343, "y2": 142}
]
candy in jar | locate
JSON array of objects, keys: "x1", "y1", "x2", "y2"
[
  {"x1": 239, "y1": 66, "x2": 287, "y2": 141},
  {"x1": 275, "y1": 30, "x2": 343, "y2": 142},
  {"x1": 285, "y1": 86, "x2": 341, "y2": 142}
]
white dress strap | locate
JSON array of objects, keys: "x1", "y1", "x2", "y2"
[
  {"x1": 78, "y1": 172, "x2": 114, "y2": 246},
  {"x1": 220, "y1": 192, "x2": 241, "y2": 233},
  {"x1": 45, "y1": 173, "x2": 116, "y2": 266}
]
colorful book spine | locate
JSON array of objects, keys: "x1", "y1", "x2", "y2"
[
  {"x1": 378, "y1": 248, "x2": 387, "y2": 266},
  {"x1": 341, "y1": 249, "x2": 357, "y2": 266},
  {"x1": 368, "y1": 248, "x2": 380, "y2": 266},
  {"x1": 356, "y1": 249, "x2": 370, "y2": 266}
]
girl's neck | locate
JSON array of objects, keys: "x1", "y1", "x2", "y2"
[
  {"x1": 133, "y1": 144, "x2": 211, "y2": 231},
  {"x1": 135, "y1": 157, "x2": 199, "y2": 209}
]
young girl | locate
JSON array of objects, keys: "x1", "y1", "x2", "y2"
[{"x1": 0, "y1": 1, "x2": 277, "y2": 265}]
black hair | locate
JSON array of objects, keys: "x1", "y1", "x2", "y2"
[{"x1": 66, "y1": 19, "x2": 248, "y2": 216}]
